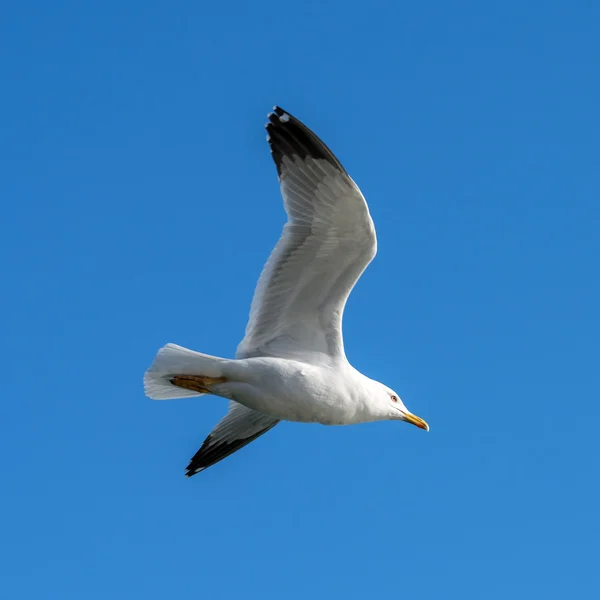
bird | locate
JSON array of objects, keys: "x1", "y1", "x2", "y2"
[{"x1": 144, "y1": 106, "x2": 429, "y2": 476}]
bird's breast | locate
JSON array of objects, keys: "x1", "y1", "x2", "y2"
[{"x1": 234, "y1": 358, "x2": 366, "y2": 424}]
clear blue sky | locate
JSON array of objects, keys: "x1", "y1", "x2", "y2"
[{"x1": 2, "y1": 1, "x2": 599, "y2": 598}]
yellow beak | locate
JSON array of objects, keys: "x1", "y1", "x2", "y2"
[{"x1": 402, "y1": 412, "x2": 430, "y2": 432}]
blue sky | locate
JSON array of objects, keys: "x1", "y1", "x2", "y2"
[{"x1": 2, "y1": 1, "x2": 599, "y2": 598}]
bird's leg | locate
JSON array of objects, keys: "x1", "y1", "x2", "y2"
[{"x1": 169, "y1": 375, "x2": 227, "y2": 394}]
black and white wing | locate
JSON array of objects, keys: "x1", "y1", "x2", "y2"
[
  {"x1": 185, "y1": 402, "x2": 279, "y2": 476},
  {"x1": 236, "y1": 106, "x2": 377, "y2": 363}
]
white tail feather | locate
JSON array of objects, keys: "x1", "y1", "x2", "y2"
[{"x1": 144, "y1": 343, "x2": 226, "y2": 400}]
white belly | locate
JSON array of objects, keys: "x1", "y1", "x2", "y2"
[{"x1": 217, "y1": 357, "x2": 368, "y2": 425}]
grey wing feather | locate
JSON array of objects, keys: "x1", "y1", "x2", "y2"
[
  {"x1": 236, "y1": 107, "x2": 377, "y2": 363},
  {"x1": 185, "y1": 402, "x2": 279, "y2": 476}
]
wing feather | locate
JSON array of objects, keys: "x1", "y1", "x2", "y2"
[
  {"x1": 236, "y1": 107, "x2": 377, "y2": 362},
  {"x1": 185, "y1": 402, "x2": 279, "y2": 476}
]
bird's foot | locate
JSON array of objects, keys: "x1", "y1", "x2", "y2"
[{"x1": 169, "y1": 375, "x2": 227, "y2": 394}]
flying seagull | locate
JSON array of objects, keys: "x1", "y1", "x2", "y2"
[{"x1": 144, "y1": 106, "x2": 429, "y2": 476}]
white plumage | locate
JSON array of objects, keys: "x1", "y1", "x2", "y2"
[
  {"x1": 144, "y1": 106, "x2": 428, "y2": 476},
  {"x1": 236, "y1": 158, "x2": 376, "y2": 363}
]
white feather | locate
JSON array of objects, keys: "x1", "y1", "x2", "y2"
[
  {"x1": 236, "y1": 156, "x2": 376, "y2": 363},
  {"x1": 144, "y1": 343, "x2": 226, "y2": 400}
]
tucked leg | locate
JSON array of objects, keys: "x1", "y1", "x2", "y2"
[{"x1": 169, "y1": 375, "x2": 227, "y2": 394}]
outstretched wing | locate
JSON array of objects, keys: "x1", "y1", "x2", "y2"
[
  {"x1": 236, "y1": 107, "x2": 377, "y2": 363},
  {"x1": 185, "y1": 402, "x2": 279, "y2": 476}
]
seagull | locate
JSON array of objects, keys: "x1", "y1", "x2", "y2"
[{"x1": 144, "y1": 106, "x2": 429, "y2": 476}]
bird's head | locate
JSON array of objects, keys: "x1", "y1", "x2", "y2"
[{"x1": 376, "y1": 383, "x2": 429, "y2": 431}]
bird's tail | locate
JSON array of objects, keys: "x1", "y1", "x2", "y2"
[{"x1": 144, "y1": 343, "x2": 228, "y2": 400}]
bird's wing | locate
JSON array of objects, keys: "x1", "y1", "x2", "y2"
[
  {"x1": 185, "y1": 401, "x2": 279, "y2": 476},
  {"x1": 236, "y1": 106, "x2": 377, "y2": 363}
]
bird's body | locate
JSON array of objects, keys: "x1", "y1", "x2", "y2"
[
  {"x1": 144, "y1": 106, "x2": 428, "y2": 476},
  {"x1": 200, "y1": 356, "x2": 393, "y2": 426}
]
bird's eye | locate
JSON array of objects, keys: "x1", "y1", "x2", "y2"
[{"x1": 390, "y1": 395, "x2": 398, "y2": 402}]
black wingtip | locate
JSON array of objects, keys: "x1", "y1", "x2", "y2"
[
  {"x1": 185, "y1": 456, "x2": 204, "y2": 478},
  {"x1": 265, "y1": 106, "x2": 347, "y2": 177},
  {"x1": 185, "y1": 461, "x2": 205, "y2": 477},
  {"x1": 183, "y1": 420, "x2": 279, "y2": 476}
]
